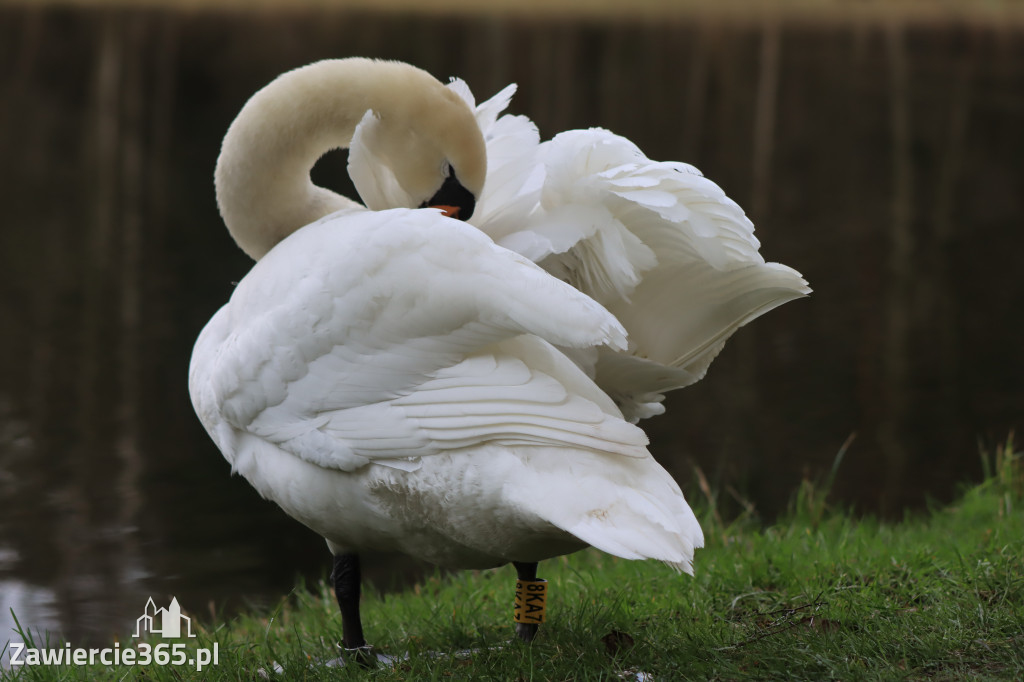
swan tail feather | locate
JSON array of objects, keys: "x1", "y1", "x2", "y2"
[{"x1": 514, "y1": 454, "x2": 705, "y2": 575}]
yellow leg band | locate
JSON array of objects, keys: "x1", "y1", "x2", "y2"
[{"x1": 513, "y1": 579, "x2": 548, "y2": 624}]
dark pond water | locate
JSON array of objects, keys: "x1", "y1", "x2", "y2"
[{"x1": 1, "y1": 6, "x2": 1022, "y2": 650}]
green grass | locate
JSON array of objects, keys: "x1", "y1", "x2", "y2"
[{"x1": 4, "y1": 438, "x2": 1023, "y2": 681}]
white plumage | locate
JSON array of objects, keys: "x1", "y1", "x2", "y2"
[
  {"x1": 191, "y1": 206, "x2": 702, "y2": 572},
  {"x1": 190, "y1": 59, "x2": 807, "y2": 644},
  {"x1": 438, "y1": 81, "x2": 810, "y2": 420},
  {"x1": 349, "y1": 79, "x2": 810, "y2": 421}
]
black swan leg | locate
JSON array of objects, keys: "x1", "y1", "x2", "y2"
[{"x1": 331, "y1": 553, "x2": 374, "y2": 664}]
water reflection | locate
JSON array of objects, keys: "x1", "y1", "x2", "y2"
[{"x1": 1, "y1": 6, "x2": 1022, "y2": 651}]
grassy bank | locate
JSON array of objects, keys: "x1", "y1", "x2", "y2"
[{"x1": 4, "y1": 440, "x2": 1023, "y2": 680}]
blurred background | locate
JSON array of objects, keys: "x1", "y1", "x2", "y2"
[{"x1": 1, "y1": 0, "x2": 1022, "y2": 651}]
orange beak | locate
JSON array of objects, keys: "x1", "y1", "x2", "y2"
[{"x1": 430, "y1": 205, "x2": 461, "y2": 219}]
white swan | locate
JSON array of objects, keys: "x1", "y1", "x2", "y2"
[{"x1": 190, "y1": 57, "x2": 804, "y2": 657}]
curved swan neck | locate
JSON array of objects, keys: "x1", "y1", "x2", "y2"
[{"x1": 215, "y1": 58, "x2": 468, "y2": 260}]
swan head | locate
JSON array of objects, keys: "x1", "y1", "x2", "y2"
[
  {"x1": 215, "y1": 58, "x2": 487, "y2": 260},
  {"x1": 347, "y1": 70, "x2": 486, "y2": 221},
  {"x1": 420, "y1": 162, "x2": 478, "y2": 220}
]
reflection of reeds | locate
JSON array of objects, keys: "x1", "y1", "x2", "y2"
[
  {"x1": 8, "y1": 10, "x2": 183, "y2": 643},
  {"x1": 79, "y1": 14, "x2": 119, "y2": 448},
  {"x1": 751, "y1": 19, "x2": 779, "y2": 220},
  {"x1": 681, "y1": 29, "x2": 709, "y2": 157},
  {"x1": 117, "y1": 13, "x2": 144, "y2": 524},
  {"x1": 880, "y1": 22, "x2": 912, "y2": 511},
  {"x1": 927, "y1": 38, "x2": 974, "y2": 452}
]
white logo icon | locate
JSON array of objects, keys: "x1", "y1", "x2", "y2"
[{"x1": 133, "y1": 597, "x2": 195, "y2": 638}]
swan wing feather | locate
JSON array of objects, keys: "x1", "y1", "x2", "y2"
[
  {"x1": 190, "y1": 208, "x2": 643, "y2": 474},
  {"x1": 348, "y1": 110, "x2": 415, "y2": 211},
  {"x1": 468, "y1": 119, "x2": 810, "y2": 420}
]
